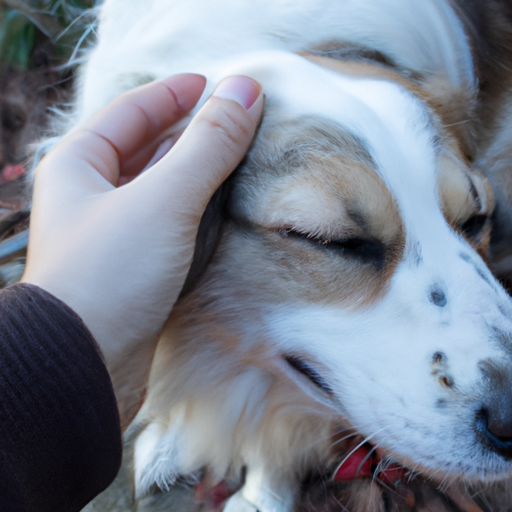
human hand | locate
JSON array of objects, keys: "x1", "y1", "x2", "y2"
[{"x1": 22, "y1": 74, "x2": 263, "y2": 424}]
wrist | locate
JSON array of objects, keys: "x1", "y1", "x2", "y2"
[{"x1": 20, "y1": 272, "x2": 160, "y2": 428}]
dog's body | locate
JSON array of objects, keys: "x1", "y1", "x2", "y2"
[{"x1": 56, "y1": 1, "x2": 512, "y2": 510}]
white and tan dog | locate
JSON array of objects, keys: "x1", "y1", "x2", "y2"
[{"x1": 56, "y1": 0, "x2": 512, "y2": 510}]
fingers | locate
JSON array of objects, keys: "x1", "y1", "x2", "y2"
[
  {"x1": 135, "y1": 76, "x2": 264, "y2": 215},
  {"x1": 42, "y1": 74, "x2": 207, "y2": 187}
]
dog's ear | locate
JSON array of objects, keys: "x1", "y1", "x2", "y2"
[{"x1": 179, "y1": 178, "x2": 232, "y2": 297}]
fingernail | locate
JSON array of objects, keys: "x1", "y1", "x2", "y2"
[{"x1": 213, "y1": 76, "x2": 262, "y2": 110}]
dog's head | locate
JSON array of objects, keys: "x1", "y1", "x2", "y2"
[{"x1": 137, "y1": 51, "x2": 512, "y2": 485}]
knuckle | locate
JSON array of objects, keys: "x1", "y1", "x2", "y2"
[{"x1": 201, "y1": 104, "x2": 252, "y2": 153}]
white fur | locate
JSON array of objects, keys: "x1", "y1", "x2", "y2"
[{"x1": 62, "y1": 0, "x2": 475, "y2": 129}]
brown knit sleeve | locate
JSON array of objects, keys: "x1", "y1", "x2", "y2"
[{"x1": 0, "y1": 283, "x2": 122, "y2": 512}]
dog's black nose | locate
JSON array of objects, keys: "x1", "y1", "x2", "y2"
[
  {"x1": 476, "y1": 361, "x2": 512, "y2": 458},
  {"x1": 476, "y1": 408, "x2": 512, "y2": 459}
]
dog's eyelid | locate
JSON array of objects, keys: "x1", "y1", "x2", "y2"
[
  {"x1": 276, "y1": 220, "x2": 364, "y2": 240},
  {"x1": 279, "y1": 228, "x2": 386, "y2": 267},
  {"x1": 467, "y1": 175, "x2": 482, "y2": 212},
  {"x1": 466, "y1": 171, "x2": 494, "y2": 216},
  {"x1": 279, "y1": 227, "x2": 371, "y2": 244},
  {"x1": 458, "y1": 214, "x2": 488, "y2": 240}
]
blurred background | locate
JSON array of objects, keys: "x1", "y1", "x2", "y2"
[{"x1": 0, "y1": 0, "x2": 95, "y2": 286}]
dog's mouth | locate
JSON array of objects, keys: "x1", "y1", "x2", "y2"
[
  {"x1": 301, "y1": 438, "x2": 487, "y2": 512},
  {"x1": 282, "y1": 357, "x2": 490, "y2": 512},
  {"x1": 282, "y1": 356, "x2": 404, "y2": 468},
  {"x1": 282, "y1": 356, "x2": 411, "y2": 486},
  {"x1": 332, "y1": 439, "x2": 409, "y2": 486},
  {"x1": 283, "y1": 354, "x2": 334, "y2": 396}
]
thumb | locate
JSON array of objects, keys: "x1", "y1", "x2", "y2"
[{"x1": 133, "y1": 76, "x2": 264, "y2": 214}]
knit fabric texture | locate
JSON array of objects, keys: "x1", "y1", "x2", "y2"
[{"x1": 0, "y1": 283, "x2": 122, "y2": 512}]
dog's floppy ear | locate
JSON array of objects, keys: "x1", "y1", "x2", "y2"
[{"x1": 179, "y1": 178, "x2": 232, "y2": 297}]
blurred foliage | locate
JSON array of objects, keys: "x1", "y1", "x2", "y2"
[{"x1": 0, "y1": 0, "x2": 97, "y2": 70}]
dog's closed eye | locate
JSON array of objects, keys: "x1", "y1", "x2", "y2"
[
  {"x1": 281, "y1": 228, "x2": 385, "y2": 269},
  {"x1": 459, "y1": 214, "x2": 488, "y2": 240}
]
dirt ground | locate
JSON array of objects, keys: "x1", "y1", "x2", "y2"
[{"x1": 0, "y1": 45, "x2": 70, "y2": 286}]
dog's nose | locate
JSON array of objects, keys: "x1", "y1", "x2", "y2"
[
  {"x1": 476, "y1": 407, "x2": 512, "y2": 459},
  {"x1": 476, "y1": 361, "x2": 512, "y2": 458}
]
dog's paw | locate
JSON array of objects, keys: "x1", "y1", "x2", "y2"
[
  {"x1": 233, "y1": 468, "x2": 295, "y2": 512},
  {"x1": 131, "y1": 419, "x2": 196, "y2": 497},
  {"x1": 223, "y1": 482, "x2": 293, "y2": 512},
  {"x1": 223, "y1": 492, "x2": 261, "y2": 512}
]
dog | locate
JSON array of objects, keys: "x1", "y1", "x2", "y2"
[{"x1": 46, "y1": 0, "x2": 512, "y2": 510}]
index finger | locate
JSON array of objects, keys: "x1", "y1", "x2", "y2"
[{"x1": 61, "y1": 74, "x2": 207, "y2": 185}]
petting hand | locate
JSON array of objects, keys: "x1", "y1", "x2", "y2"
[{"x1": 22, "y1": 74, "x2": 263, "y2": 424}]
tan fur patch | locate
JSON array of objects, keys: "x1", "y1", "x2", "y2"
[
  {"x1": 303, "y1": 54, "x2": 427, "y2": 99},
  {"x1": 301, "y1": 53, "x2": 494, "y2": 261},
  {"x1": 225, "y1": 115, "x2": 405, "y2": 308},
  {"x1": 141, "y1": 114, "x2": 408, "y2": 436},
  {"x1": 300, "y1": 54, "x2": 493, "y2": 260},
  {"x1": 303, "y1": 53, "x2": 476, "y2": 157},
  {"x1": 437, "y1": 152, "x2": 494, "y2": 260},
  {"x1": 474, "y1": 88, "x2": 512, "y2": 274}
]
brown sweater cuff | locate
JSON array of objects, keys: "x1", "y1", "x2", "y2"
[{"x1": 0, "y1": 283, "x2": 121, "y2": 512}]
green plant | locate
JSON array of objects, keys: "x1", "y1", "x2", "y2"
[{"x1": 0, "y1": 0, "x2": 96, "y2": 69}]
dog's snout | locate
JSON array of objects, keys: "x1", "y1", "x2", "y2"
[{"x1": 476, "y1": 408, "x2": 512, "y2": 459}]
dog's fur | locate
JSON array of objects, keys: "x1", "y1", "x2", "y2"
[
  {"x1": 454, "y1": 0, "x2": 512, "y2": 293},
  {"x1": 49, "y1": 0, "x2": 512, "y2": 510}
]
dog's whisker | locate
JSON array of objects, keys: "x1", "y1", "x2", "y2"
[
  {"x1": 329, "y1": 431, "x2": 360, "y2": 449},
  {"x1": 443, "y1": 119, "x2": 471, "y2": 127},
  {"x1": 437, "y1": 473, "x2": 451, "y2": 494},
  {"x1": 407, "y1": 462, "x2": 421, "y2": 483},
  {"x1": 67, "y1": 22, "x2": 96, "y2": 66},
  {"x1": 356, "y1": 441, "x2": 384, "y2": 478},
  {"x1": 333, "y1": 493, "x2": 351, "y2": 512},
  {"x1": 426, "y1": 468, "x2": 443, "y2": 488},
  {"x1": 330, "y1": 423, "x2": 355, "y2": 434},
  {"x1": 330, "y1": 427, "x2": 391, "y2": 481}
]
